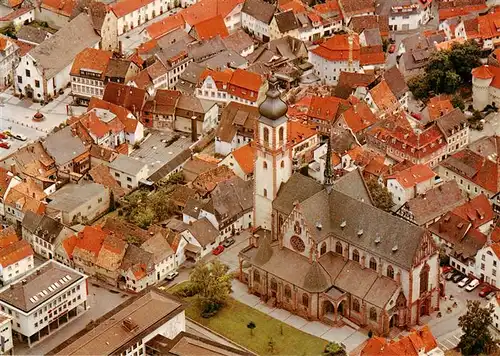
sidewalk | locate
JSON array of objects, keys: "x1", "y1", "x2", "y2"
[{"x1": 230, "y1": 280, "x2": 368, "y2": 352}]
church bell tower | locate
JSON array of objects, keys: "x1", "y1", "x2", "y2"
[{"x1": 253, "y1": 77, "x2": 292, "y2": 231}]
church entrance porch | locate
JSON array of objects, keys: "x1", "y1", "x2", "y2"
[{"x1": 320, "y1": 287, "x2": 348, "y2": 326}]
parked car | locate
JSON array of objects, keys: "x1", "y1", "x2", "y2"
[
  {"x1": 466, "y1": 279, "x2": 480, "y2": 291},
  {"x1": 451, "y1": 272, "x2": 464, "y2": 282},
  {"x1": 480, "y1": 285, "x2": 494, "y2": 297},
  {"x1": 0, "y1": 132, "x2": 8, "y2": 140},
  {"x1": 12, "y1": 133, "x2": 27, "y2": 141},
  {"x1": 411, "y1": 112, "x2": 422, "y2": 120},
  {"x1": 165, "y1": 271, "x2": 179, "y2": 281},
  {"x1": 442, "y1": 266, "x2": 453, "y2": 274},
  {"x1": 222, "y1": 237, "x2": 235, "y2": 248},
  {"x1": 0, "y1": 142, "x2": 10, "y2": 149},
  {"x1": 444, "y1": 271, "x2": 455, "y2": 280},
  {"x1": 458, "y1": 277, "x2": 471, "y2": 288},
  {"x1": 388, "y1": 44, "x2": 396, "y2": 53},
  {"x1": 212, "y1": 245, "x2": 225, "y2": 255},
  {"x1": 486, "y1": 291, "x2": 496, "y2": 300}
]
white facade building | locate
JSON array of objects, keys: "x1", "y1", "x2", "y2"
[
  {"x1": 0, "y1": 36, "x2": 19, "y2": 90},
  {"x1": 0, "y1": 312, "x2": 13, "y2": 355},
  {"x1": 388, "y1": 1, "x2": 432, "y2": 32},
  {"x1": 386, "y1": 164, "x2": 436, "y2": 207},
  {"x1": 109, "y1": 154, "x2": 150, "y2": 190},
  {"x1": 112, "y1": 0, "x2": 175, "y2": 36},
  {"x1": 475, "y1": 244, "x2": 500, "y2": 288},
  {"x1": 0, "y1": 260, "x2": 87, "y2": 347}
]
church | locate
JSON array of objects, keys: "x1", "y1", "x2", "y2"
[{"x1": 238, "y1": 78, "x2": 441, "y2": 336}]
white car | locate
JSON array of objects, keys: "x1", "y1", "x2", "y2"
[
  {"x1": 458, "y1": 277, "x2": 471, "y2": 288},
  {"x1": 466, "y1": 279, "x2": 480, "y2": 291},
  {"x1": 13, "y1": 133, "x2": 27, "y2": 141},
  {"x1": 165, "y1": 271, "x2": 179, "y2": 281}
]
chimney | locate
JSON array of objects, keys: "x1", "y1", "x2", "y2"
[{"x1": 22, "y1": 279, "x2": 27, "y2": 285}]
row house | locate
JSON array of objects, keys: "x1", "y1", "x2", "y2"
[
  {"x1": 241, "y1": 0, "x2": 276, "y2": 42},
  {"x1": 196, "y1": 68, "x2": 267, "y2": 107},
  {"x1": 181, "y1": 0, "x2": 244, "y2": 32},
  {"x1": 338, "y1": 0, "x2": 375, "y2": 23},
  {"x1": 155, "y1": 42, "x2": 193, "y2": 89},
  {"x1": 111, "y1": 0, "x2": 172, "y2": 36},
  {"x1": 309, "y1": 34, "x2": 361, "y2": 85},
  {"x1": 334, "y1": 100, "x2": 378, "y2": 144},
  {"x1": 435, "y1": 108, "x2": 469, "y2": 155},
  {"x1": 220, "y1": 143, "x2": 256, "y2": 180},
  {"x1": 178, "y1": 217, "x2": 221, "y2": 259},
  {"x1": 4, "y1": 178, "x2": 46, "y2": 224},
  {"x1": 140, "y1": 232, "x2": 176, "y2": 282},
  {"x1": 0, "y1": 261, "x2": 88, "y2": 347},
  {"x1": 386, "y1": 163, "x2": 436, "y2": 208},
  {"x1": 455, "y1": 11, "x2": 500, "y2": 50},
  {"x1": 365, "y1": 79, "x2": 400, "y2": 118},
  {"x1": 21, "y1": 211, "x2": 75, "y2": 262},
  {"x1": 70, "y1": 48, "x2": 113, "y2": 105},
  {"x1": 142, "y1": 89, "x2": 181, "y2": 129},
  {"x1": 386, "y1": 124, "x2": 447, "y2": 168},
  {"x1": 0, "y1": 35, "x2": 19, "y2": 89},
  {"x1": 438, "y1": 148, "x2": 499, "y2": 200},
  {"x1": 42, "y1": 126, "x2": 90, "y2": 180},
  {"x1": 476, "y1": 243, "x2": 500, "y2": 290},
  {"x1": 174, "y1": 94, "x2": 219, "y2": 137},
  {"x1": 384, "y1": 0, "x2": 432, "y2": 32},
  {"x1": 15, "y1": 12, "x2": 117, "y2": 102},
  {"x1": 0, "y1": 229, "x2": 34, "y2": 285}
]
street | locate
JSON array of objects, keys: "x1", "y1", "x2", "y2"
[{"x1": 14, "y1": 282, "x2": 130, "y2": 355}]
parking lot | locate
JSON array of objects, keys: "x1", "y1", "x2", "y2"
[{"x1": 428, "y1": 269, "x2": 491, "y2": 352}]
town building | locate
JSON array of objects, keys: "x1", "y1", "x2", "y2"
[
  {"x1": 241, "y1": 0, "x2": 276, "y2": 42},
  {"x1": 377, "y1": 0, "x2": 432, "y2": 32},
  {"x1": 0, "y1": 236, "x2": 34, "y2": 285},
  {"x1": 174, "y1": 95, "x2": 219, "y2": 137},
  {"x1": 109, "y1": 154, "x2": 150, "y2": 190},
  {"x1": 70, "y1": 48, "x2": 113, "y2": 105},
  {"x1": 0, "y1": 260, "x2": 88, "y2": 347},
  {"x1": 45, "y1": 182, "x2": 110, "y2": 225},
  {"x1": 15, "y1": 13, "x2": 114, "y2": 101},
  {"x1": 3, "y1": 179, "x2": 46, "y2": 224},
  {"x1": 21, "y1": 211, "x2": 75, "y2": 261},
  {"x1": 0, "y1": 312, "x2": 13, "y2": 355},
  {"x1": 140, "y1": 232, "x2": 176, "y2": 282},
  {"x1": 111, "y1": 0, "x2": 170, "y2": 36},
  {"x1": 238, "y1": 78, "x2": 440, "y2": 335},
  {"x1": 387, "y1": 164, "x2": 436, "y2": 207},
  {"x1": 309, "y1": 34, "x2": 361, "y2": 85},
  {"x1": 0, "y1": 35, "x2": 19, "y2": 90},
  {"x1": 220, "y1": 143, "x2": 256, "y2": 180},
  {"x1": 472, "y1": 64, "x2": 500, "y2": 110},
  {"x1": 455, "y1": 11, "x2": 500, "y2": 50}
]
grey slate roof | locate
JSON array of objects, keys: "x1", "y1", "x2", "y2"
[
  {"x1": 201, "y1": 50, "x2": 248, "y2": 70},
  {"x1": 334, "y1": 168, "x2": 373, "y2": 206},
  {"x1": 28, "y1": 13, "x2": 100, "y2": 79},
  {"x1": 273, "y1": 173, "x2": 323, "y2": 215},
  {"x1": 436, "y1": 108, "x2": 468, "y2": 139},
  {"x1": 43, "y1": 126, "x2": 87, "y2": 166},
  {"x1": 383, "y1": 65, "x2": 408, "y2": 99},
  {"x1": 242, "y1": 0, "x2": 276, "y2": 24},
  {"x1": 187, "y1": 218, "x2": 218, "y2": 247},
  {"x1": 210, "y1": 176, "x2": 253, "y2": 220},
  {"x1": 16, "y1": 26, "x2": 51, "y2": 45},
  {"x1": 299, "y1": 188, "x2": 425, "y2": 269},
  {"x1": 22, "y1": 211, "x2": 69, "y2": 243}
]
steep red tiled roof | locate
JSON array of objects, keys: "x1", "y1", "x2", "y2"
[
  {"x1": 231, "y1": 143, "x2": 255, "y2": 175},
  {"x1": 0, "y1": 240, "x2": 33, "y2": 268},
  {"x1": 194, "y1": 15, "x2": 229, "y2": 40},
  {"x1": 181, "y1": 0, "x2": 245, "y2": 26},
  {"x1": 388, "y1": 164, "x2": 436, "y2": 188},
  {"x1": 369, "y1": 80, "x2": 398, "y2": 112},
  {"x1": 288, "y1": 120, "x2": 316, "y2": 145},
  {"x1": 306, "y1": 96, "x2": 348, "y2": 122},
  {"x1": 145, "y1": 14, "x2": 185, "y2": 39},
  {"x1": 427, "y1": 95, "x2": 453, "y2": 121},
  {"x1": 229, "y1": 69, "x2": 263, "y2": 92},
  {"x1": 62, "y1": 234, "x2": 78, "y2": 258},
  {"x1": 111, "y1": 0, "x2": 154, "y2": 17},
  {"x1": 74, "y1": 226, "x2": 107, "y2": 258},
  {"x1": 453, "y1": 194, "x2": 494, "y2": 228},
  {"x1": 360, "y1": 46, "x2": 385, "y2": 65},
  {"x1": 439, "y1": 4, "x2": 487, "y2": 20},
  {"x1": 311, "y1": 34, "x2": 360, "y2": 61},
  {"x1": 491, "y1": 243, "x2": 500, "y2": 259},
  {"x1": 0, "y1": 227, "x2": 18, "y2": 249},
  {"x1": 341, "y1": 101, "x2": 377, "y2": 133},
  {"x1": 41, "y1": 0, "x2": 76, "y2": 17}
]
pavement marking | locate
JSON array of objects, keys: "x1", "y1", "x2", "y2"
[
  {"x1": 453, "y1": 335, "x2": 461, "y2": 341},
  {"x1": 439, "y1": 343, "x2": 449, "y2": 351}
]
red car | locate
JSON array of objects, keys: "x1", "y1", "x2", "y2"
[
  {"x1": 0, "y1": 142, "x2": 10, "y2": 149},
  {"x1": 388, "y1": 44, "x2": 396, "y2": 53},
  {"x1": 0, "y1": 132, "x2": 8, "y2": 140},
  {"x1": 479, "y1": 285, "x2": 494, "y2": 297},
  {"x1": 442, "y1": 266, "x2": 453, "y2": 274},
  {"x1": 212, "y1": 245, "x2": 225, "y2": 255},
  {"x1": 411, "y1": 112, "x2": 423, "y2": 120}
]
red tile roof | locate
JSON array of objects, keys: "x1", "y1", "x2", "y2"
[
  {"x1": 0, "y1": 7, "x2": 33, "y2": 21},
  {"x1": 361, "y1": 326, "x2": 438, "y2": 356},
  {"x1": 41, "y1": 0, "x2": 76, "y2": 17},
  {"x1": 306, "y1": 96, "x2": 348, "y2": 122},
  {"x1": 472, "y1": 65, "x2": 500, "y2": 89},
  {"x1": 311, "y1": 34, "x2": 360, "y2": 61},
  {"x1": 441, "y1": 149, "x2": 499, "y2": 193},
  {"x1": 388, "y1": 124, "x2": 446, "y2": 160},
  {"x1": 490, "y1": 242, "x2": 500, "y2": 258},
  {"x1": 62, "y1": 234, "x2": 78, "y2": 258},
  {"x1": 388, "y1": 163, "x2": 436, "y2": 188},
  {"x1": 341, "y1": 101, "x2": 377, "y2": 133},
  {"x1": 370, "y1": 80, "x2": 398, "y2": 112},
  {"x1": 194, "y1": 15, "x2": 229, "y2": 40},
  {"x1": 145, "y1": 14, "x2": 186, "y2": 39},
  {"x1": 0, "y1": 240, "x2": 33, "y2": 268},
  {"x1": 111, "y1": 0, "x2": 154, "y2": 18},
  {"x1": 200, "y1": 68, "x2": 233, "y2": 89},
  {"x1": 70, "y1": 48, "x2": 113, "y2": 79},
  {"x1": 231, "y1": 143, "x2": 255, "y2": 175},
  {"x1": 360, "y1": 46, "x2": 385, "y2": 66},
  {"x1": 427, "y1": 95, "x2": 453, "y2": 121},
  {"x1": 288, "y1": 120, "x2": 317, "y2": 145},
  {"x1": 438, "y1": 4, "x2": 487, "y2": 20},
  {"x1": 453, "y1": 194, "x2": 494, "y2": 228},
  {"x1": 0, "y1": 227, "x2": 18, "y2": 249},
  {"x1": 279, "y1": 0, "x2": 306, "y2": 13},
  {"x1": 13, "y1": 39, "x2": 33, "y2": 56},
  {"x1": 229, "y1": 69, "x2": 263, "y2": 92},
  {"x1": 181, "y1": 0, "x2": 244, "y2": 26},
  {"x1": 74, "y1": 226, "x2": 107, "y2": 258}
]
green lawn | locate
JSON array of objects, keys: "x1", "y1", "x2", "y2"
[{"x1": 171, "y1": 284, "x2": 328, "y2": 355}]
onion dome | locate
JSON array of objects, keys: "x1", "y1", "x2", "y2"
[{"x1": 258, "y1": 76, "x2": 288, "y2": 120}]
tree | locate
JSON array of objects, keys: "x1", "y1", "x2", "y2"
[
  {"x1": 449, "y1": 40, "x2": 481, "y2": 83},
  {"x1": 247, "y1": 321, "x2": 256, "y2": 336},
  {"x1": 408, "y1": 75, "x2": 430, "y2": 100},
  {"x1": 451, "y1": 95, "x2": 465, "y2": 110},
  {"x1": 458, "y1": 300, "x2": 495, "y2": 355},
  {"x1": 148, "y1": 190, "x2": 176, "y2": 221},
  {"x1": 324, "y1": 342, "x2": 347, "y2": 356},
  {"x1": 366, "y1": 178, "x2": 394, "y2": 212},
  {"x1": 189, "y1": 260, "x2": 233, "y2": 315}
]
